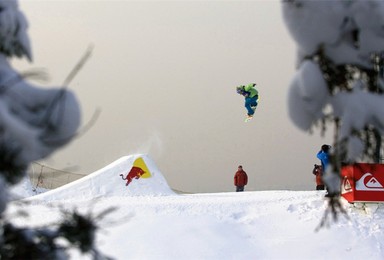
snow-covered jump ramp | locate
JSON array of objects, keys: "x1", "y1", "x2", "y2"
[{"x1": 30, "y1": 154, "x2": 175, "y2": 201}]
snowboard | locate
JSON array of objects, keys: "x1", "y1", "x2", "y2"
[
  {"x1": 244, "y1": 106, "x2": 257, "y2": 122},
  {"x1": 244, "y1": 116, "x2": 253, "y2": 122}
]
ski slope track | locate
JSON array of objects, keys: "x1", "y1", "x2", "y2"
[{"x1": 8, "y1": 154, "x2": 384, "y2": 259}]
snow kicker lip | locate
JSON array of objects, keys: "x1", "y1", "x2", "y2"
[{"x1": 26, "y1": 154, "x2": 174, "y2": 201}]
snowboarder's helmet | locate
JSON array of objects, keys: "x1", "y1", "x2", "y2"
[{"x1": 236, "y1": 86, "x2": 244, "y2": 94}]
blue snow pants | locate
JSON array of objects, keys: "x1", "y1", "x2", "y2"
[{"x1": 245, "y1": 95, "x2": 258, "y2": 116}]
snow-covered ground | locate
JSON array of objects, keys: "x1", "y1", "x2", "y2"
[{"x1": 7, "y1": 155, "x2": 384, "y2": 259}]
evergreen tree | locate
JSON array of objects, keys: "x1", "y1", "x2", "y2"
[
  {"x1": 0, "y1": 1, "x2": 110, "y2": 258},
  {"x1": 282, "y1": 0, "x2": 384, "y2": 225}
]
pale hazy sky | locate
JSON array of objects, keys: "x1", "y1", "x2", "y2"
[{"x1": 14, "y1": 0, "x2": 331, "y2": 193}]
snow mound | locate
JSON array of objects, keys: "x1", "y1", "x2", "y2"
[{"x1": 28, "y1": 154, "x2": 175, "y2": 201}]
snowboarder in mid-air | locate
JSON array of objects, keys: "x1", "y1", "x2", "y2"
[{"x1": 236, "y1": 83, "x2": 259, "y2": 122}]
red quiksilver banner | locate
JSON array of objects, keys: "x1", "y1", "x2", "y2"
[{"x1": 341, "y1": 163, "x2": 384, "y2": 203}]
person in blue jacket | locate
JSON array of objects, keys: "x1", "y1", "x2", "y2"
[
  {"x1": 317, "y1": 144, "x2": 331, "y2": 171},
  {"x1": 317, "y1": 144, "x2": 331, "y2": 196}
]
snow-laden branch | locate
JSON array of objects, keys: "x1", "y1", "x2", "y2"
[
  {"x1": 283, "y1": 0, "x2": 384, "y2": 162},
  {"x1": 282, "y1": 0, "x2": 384, "y2": 222}
]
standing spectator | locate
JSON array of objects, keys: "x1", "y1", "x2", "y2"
[
  {"x1": 234, "y1": 165, "x2": 248, "y2": 192},
  {"x1": 317, "y1": 144, "x2": 331, "y2": 196},
  {"x1": 312, "y1": 164, "x2": 325, "y2": 190},
  {"x1": 317, "y1": 144, "x2": 331, "y2": 171}
]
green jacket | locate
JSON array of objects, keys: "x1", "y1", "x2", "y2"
[{"x1": 244, "y1": 84, "x2": 258, "y2": 98}]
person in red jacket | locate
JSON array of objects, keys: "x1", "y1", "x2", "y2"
[
  {"x1": 234, "y1": 165, "x2": 248, "y2": 192},
  {"x1": 312, "y1": 164, "x2": 325, "y2": 190}
]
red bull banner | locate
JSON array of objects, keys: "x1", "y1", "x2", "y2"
[{"x1": 341, "y1": 163, "x2": 384, "y2": 203}]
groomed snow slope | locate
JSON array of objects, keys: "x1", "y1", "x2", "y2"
[{"x1": 7, "y1": 154, "x2": 384, "y2": 259}]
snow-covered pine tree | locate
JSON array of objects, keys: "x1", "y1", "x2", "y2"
[
  {"x1": 0, "y1": 1, "x2": 110, "y2": 258},
  {"x1": 282, "y1": 0, "x2": 384, "y2": 222}
]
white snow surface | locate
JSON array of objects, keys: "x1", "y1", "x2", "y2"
[{"x1": 7, "y1": 154, "x2": 384, "y2": 259}]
